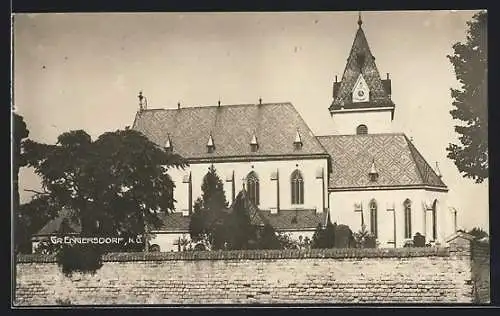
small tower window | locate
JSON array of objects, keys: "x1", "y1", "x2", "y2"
[{"x1": 356, "y1": 124, "x2": 368, "y2": 135}]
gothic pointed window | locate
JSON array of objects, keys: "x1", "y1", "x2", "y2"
[
  {"x1": 356, "y1": 124, "x2": 368, "y2": 135},
  {"x1": 369, "y1": 199, "x2": 378, "y2": 238},
  {"x1": 404, "y1": 199, "x2": 412, "y2": 239},
  {"x1": 246, "y1": 171, "x2": 259, "y2": 206},
  {"x1": 291, "y1": 169, "x2": 304, "y2": 205},
  {"x1": 432, "y1": 199, "x2": 438, "y2": 241}
]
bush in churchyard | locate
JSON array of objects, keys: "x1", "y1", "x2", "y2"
[
  {"x1": 353, "y1": 224, "x2": 377, "y2": 248},
  {"x1": 312, "y1": 222, "x2": 336, "y2": 249},
  {"x1": 334, "y1": 224, "x2": 356, "y2": 248},
  {"x1": 258, "y1": 223, "x2": 282, "y2": 249}
]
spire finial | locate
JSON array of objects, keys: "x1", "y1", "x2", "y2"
[{"x1": 358, "y1": 11, "x2": 363, "y2": 27}]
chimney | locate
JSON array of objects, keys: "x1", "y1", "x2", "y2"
[{"x1": 382, "y1": 73, "x2": 392, "y2": 97}]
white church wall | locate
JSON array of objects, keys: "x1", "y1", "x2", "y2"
[
  {"x1": 167, "y1": 158, "x2": 328, "y2": 214},
  {"x1": 422, "y1": 190, "x2": 454, "y2": 244},
  {"x1": 328, "y1": 189, "x2": 447, "y2": 248},
  {"x1": 330, "y1": 110, "x2": 393, "y2": 134}
]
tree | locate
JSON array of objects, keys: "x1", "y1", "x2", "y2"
[
  {"x1": 258, "y1": 224, "x2": 281, "y2": 249},
  {"x1": 23, "y1": 129, "x2": 187, "y2": 255},
  {"x1": 13, "y1": 113, "x2": 30, "y2": 252},
  {"x1": 467, "y1": 227, "x2": 489, "y2": 241},
  {"x1": 224, "y1": 191, "x2": 257, "y2": 250},
  {"x1": 16, "y1": 195, "x2": 60, "y2": 253},
  {"x1": 311, "y1": 222, "x2": 336, "y2": 249},
  {"x1": 188, "y1": 165, "x2": 228, "y2": 249},
  {"x1": 446, "y1": 11, "x2": 488, "y2": 183}
]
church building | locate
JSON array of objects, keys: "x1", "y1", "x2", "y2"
[{"x1": 129, "y1": 15, "x2": 456, "y2": 251}]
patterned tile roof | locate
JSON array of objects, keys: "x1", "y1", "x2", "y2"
[
  {"x1": 154, "y1": 212, "x2": 191, "y2": 232},
  {"x1": 34, "y1": 208, "x2": 81, "y2": 236},
  {"x1": 329, "y1": 24, "x2": 394, "y2": 111},
  {"x1": 317, "y1": 133, "x2": 447, "y2": 190},
  {"x1": 132, "y1": 103, "x2": 328, "y2": 161},
  {"x1": 260, "y1": 209, "x2": 329, "y2": 231}
]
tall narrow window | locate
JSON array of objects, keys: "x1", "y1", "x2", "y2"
[
  {"x1": 356, "y1": 124, "x2": 368, "y2": 135},
  {"x1": 246, "y1": 171, "x2": 259, "y2": 206},
  {"x1": 369, "y1": 199, "x2": 378, "y2": 238},
  {"x1": 291, "y1": 169, "x2": 304, "y2": 205},
  {"x1": 404, "y1": 199, "x2": 412, "y2": 239},
  {"x1": 432, "y1": 199, "x2": 438, "y2": 241}
]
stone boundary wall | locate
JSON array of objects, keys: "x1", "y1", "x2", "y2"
[
  {"x1": 17, "y1": 247, "x2": 451, "y2": 263},
  {"x1": 14, "y1": 233, "x2": 490, "y2": 306}
]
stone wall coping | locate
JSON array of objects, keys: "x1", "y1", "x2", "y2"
[{"x1": 17, "y1": 247, "x2": 450, "y2": 263}]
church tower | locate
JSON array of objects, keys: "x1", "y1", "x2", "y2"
[{"x1": 330, "y1": 13, "x2": 395, "y2": 135}]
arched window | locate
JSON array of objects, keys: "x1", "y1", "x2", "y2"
[
  {"x1": 404, "y1": 199, "x2": 412, "y2": 239},
  {"x1": 356, "y1": 124, "x2": 368, "y2": 135},
  {"x1": 291, "y1": 169, "x2": 304, "y2": 205},
  {"x1": 432, "y1": 199, "x2": 438, "y2": 241},
  {"x1": 246, "y1": 171, "x2": 260, "y2": 206},
  {"x1": 369, "y1": 199, "x2": 378, "y2": 238}
]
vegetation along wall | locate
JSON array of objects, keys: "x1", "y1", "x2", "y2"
[{"x1": 14, "y1": 233, "x2": 489, "y2": 306}]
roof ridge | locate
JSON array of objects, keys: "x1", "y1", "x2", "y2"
[
  {"x1": 316, "y1": 132, "x2": 405, "y2": 138},
  {"x1": 403, "y1": 135, "x2": 447, "y2": 188},
  {"x1": 137, "y1": 102, "x2": 294, "y2": 112}
]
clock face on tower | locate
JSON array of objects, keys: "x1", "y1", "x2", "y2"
[{"x1": 352, "y1": 74, "x2": 370, "y2": 103}]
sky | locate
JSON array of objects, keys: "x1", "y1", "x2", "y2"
[{"x1": 12, "y1": 10, "x2": 488, "y2": 232}]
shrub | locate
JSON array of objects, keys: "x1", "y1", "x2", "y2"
[
  {"x1": 56, "y1": 244, "x2": 103, "y2": 277},
  {"x1": 413, "y1": 232, "x2": 426, "y2": 247}
]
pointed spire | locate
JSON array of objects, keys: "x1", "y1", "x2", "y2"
[
  {"x1": 207, "y1": 133, "x2": 215, "y2": 153},
  {"x1": 435, "y1": 162, "x2": 442, "y2": 178},
  {"x1": 329, "y1": 11, "x2": 394, "y2": 112},
  {"x1": 250, "y1": 132, "x2": 259, "y2": 152},
  {"x1": 165, "y1": 134, "x2": 172, "y2": 149},
  {"x1": 294, "y1": 129, "x2": 302, "y2": 143},
  {"x1": 250, "y1": 133, "x2": 258, "y2": 145},
  {"x1": 293, "y1": 129, "x2": 303, "y2": 150},
  {"x1": 369, "y1": 158, "x2": 379, "y2": 182},
  {"x1": 207, "y1": 134, "x2": 214, "y2": 147}
]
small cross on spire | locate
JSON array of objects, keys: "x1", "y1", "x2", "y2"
[{"x1": 358, "y1": 11, "x2": 363, "y2": 27}]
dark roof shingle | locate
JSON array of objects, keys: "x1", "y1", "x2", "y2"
[
  {"x1": 35, "y1": 208, "x2": 81, "y2": 236},
  {"x1": 132, "y1": 103, "x2": 328, "y2": 161},
  {"x1": 317, "y1": 133, "x2": 447, "y2": 190},
  {"x1": 329, "y1": 25, "x2": 394, "y2": 111}
]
